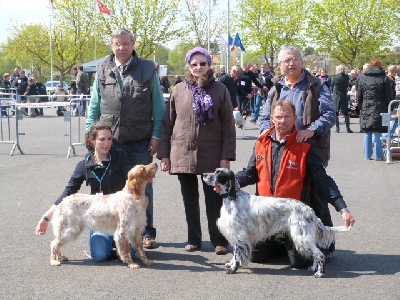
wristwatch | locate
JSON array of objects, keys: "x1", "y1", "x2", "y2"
[{"x1": 308, "y1": 123, "x2": 318, "y2": 134}]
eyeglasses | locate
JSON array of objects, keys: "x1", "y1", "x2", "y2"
[
  {"x1": 190, "y1": 62, "x2": 207, "y2": 67},
  {"x1": 112, "y1": 42, "x2": 134, "y2": 48},
  {"x1": 273, "y1": 115, "x2": 294, "y2": 120},
  {"x1": 282, "y1": 58, "x2": 302, "y2": 65}
]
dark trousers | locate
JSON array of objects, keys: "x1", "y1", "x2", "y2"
[
  {"x1": 238, "y1": 97, "x2": 251, "y2": 116},
  {"x1": 177, "y1": 173, "x2": 228, "y2": 248},
  {"x1": 252, "y1": 237, "x2": 315, "y2": 269}
]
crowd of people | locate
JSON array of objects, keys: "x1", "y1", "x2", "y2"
[
  {"x1": 0, "y1": 65, "x2": 91, "y2": 118},
  {"x1": 26, "y1": 27, "x2": 399, "y2": 271}
]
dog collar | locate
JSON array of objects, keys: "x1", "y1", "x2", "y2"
[{"x1": 220, "y1": 193, "x2": 229, "y2": 198}]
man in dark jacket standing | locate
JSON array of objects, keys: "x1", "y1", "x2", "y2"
[
  {"x1": 219, "y1": 65, "x2": 239, "y2": 108},
  {"x1": 237, "y1": 62, "x2": 262, "y2": 116},
  {"x1": 332, "y1": 65, "x2": 352, "y2": 133}
]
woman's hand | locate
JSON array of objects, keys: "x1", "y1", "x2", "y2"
[
  {"x1": 160, "y1": 158, "x2": 170, "y2": 172},
  {"x1": 36, "y1": 205, "x2": 56, "y2": 236},
  {"x1": 35, "y1": 218, "x2": 49, "y2": 236},
  {"x1": 220, "y1": 159, "x2": 230, "y2": 169}
]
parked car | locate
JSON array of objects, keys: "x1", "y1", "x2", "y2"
[{"x1": 45, "y1": 81, "x2": 69, "y2": 93}]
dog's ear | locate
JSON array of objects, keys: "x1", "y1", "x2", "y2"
[
  {"x1": 227, "y1": 170, "x2": 236, "y2": 201},
  {"x1": 127, "y1": 168, "x2": 142, "y2": 200}
]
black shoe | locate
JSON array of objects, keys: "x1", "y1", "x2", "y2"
[{"x1": 346, "y1": 129, "x2": 353, "y2": 133}]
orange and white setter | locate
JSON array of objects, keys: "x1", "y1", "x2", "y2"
[{"x1": 50, "y1": 162, "x2": 158, "y2": 269}]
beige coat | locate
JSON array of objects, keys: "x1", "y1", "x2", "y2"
[{"x1": 157, "y1": 80, "x2": 236, "y2": 174}]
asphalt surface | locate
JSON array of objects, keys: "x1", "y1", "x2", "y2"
[{"x1": 0, "y1": 109, "x2": 399, "y2": 300}]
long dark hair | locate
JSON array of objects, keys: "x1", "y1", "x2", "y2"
[{"x1": 85, "y1": 121, "x2": 112, "y2": 152}]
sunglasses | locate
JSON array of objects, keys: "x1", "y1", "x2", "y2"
[{"x1": 190, "y1": 62, "x2": 207, "y2": 67}]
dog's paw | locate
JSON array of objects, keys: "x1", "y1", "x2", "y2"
[
  {"x1": 314, "y1": 271, "x2": 325, "y2": 278},
  {"x1": 143, "y1": 259, "x2": 155, "y2": 266},
  {"x1": 226, "y1": 267, "x2": 238, "y2": 274},
  {"x1": 128, "y1": 262, "x2": 141, "y2": 269},
  {"x1": 224, "y1": 262, "x2": 231, "y2": 269},
  {"x1": 60, "y1": 255, "x2": 69, "y2": 261},
  {"x1": 50, "y1": 259, "x2": 61, "y2": 266}
]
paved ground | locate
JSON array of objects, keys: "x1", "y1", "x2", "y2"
[{"x1": 0, "y1": 110, "x2": 399, "y2": 300}]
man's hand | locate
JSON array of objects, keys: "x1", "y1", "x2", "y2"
[
  {"x1": 296, "y1": 128, "x2": 315, "y2": 142},
  {"x1": 149, "y1": 137, "x2": 160, "y2": 156},
  {"x1": 341, "y1": 211, "x2": 355, "y2": 229}
]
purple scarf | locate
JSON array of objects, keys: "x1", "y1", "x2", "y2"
[{"x1": 185, "y1": 79, "x2": 215, "y2": 125}]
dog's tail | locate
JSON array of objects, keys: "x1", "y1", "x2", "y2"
[
  {"x1": 316, "y1": 219, "x2": 336, "y2": 249},
  {"x1": 329, "y1": 226, "x2": 352, "y2": 232},
  {"x1": 316, "y1": 221, "x2": 352, "y2": 248}
]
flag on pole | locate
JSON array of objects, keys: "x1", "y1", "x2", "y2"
[
  {"x1": 96, "y1": 0, "x2": 112, "y2": 18},
  {"x1": 233, "y1": 33, "x2": 246, "y2": 52},
  {"x1": 49, "y1": 0, "x2": 54, "y2": 10},
  {"x1": 228, "y1": 33, "x2": 246, "y2": 52},
  {"x1": 228, "y1": 35, "x2": 235, "y2": 51}
]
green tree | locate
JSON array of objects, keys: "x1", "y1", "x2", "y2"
[
  {"x1": 98, "y1": 0, "x2": 182, "y2": 59},
  {"x1": 4, "y1": 24, "x2": 50, "y2": 77},
  {"x1": 167, "y1": 41, "x2": 196, "y2": 76},
  {"x1": 154, "y1": 45, "x2": 170, "y2": 66},
  {"x1": 232, "y1": 0, "x2": 308, "y2": 69},
  {"x1": 0, "y1": 52, "x2": 17, "y2": 75},
  {"x1": 304, "y1": 47, "x2": 315, "y2": 56},
  {"x1": 307, "y1": 0, "x2": 400, "y2": 68}
]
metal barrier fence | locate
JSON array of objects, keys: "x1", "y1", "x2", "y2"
[
  {"x1": 66, "y1": 96, "x2": 90, "y2": 158},
  {"x1": 2, "y1": 91, "x2": 169, "y2": 157},
  {"x1": 381, "y1": 99, "x2": 400, "y2": 163},
  {"x1": 0, "y1": 94, "x2": 24, "y2": 155},
  {"x1": 0, "y1": 91, "x2": 90, "y2": 157}
]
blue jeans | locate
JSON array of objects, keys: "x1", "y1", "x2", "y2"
[
  {"x1": 113, "y1": 139, "x2": 156, "y2": 239},
  {"x1": 76, "y1": 89, "x2": 86, "y2": 115},
  {"x1": 364, "y1": 131, "x2": 383, "y2": 159},
  {"x1": 90, "y1": 230, "x2": 136, "y2": 261},
  {"x1": 252, "y1": 94, "x2": 264, "y2": 121}
]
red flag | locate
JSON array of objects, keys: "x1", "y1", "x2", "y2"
[
  {"x1": 49, "y1": 0, "x2": 54, "y2": 10},
  {"x1": 96, "y1": 0, "x2": 112, "y2": 18}
]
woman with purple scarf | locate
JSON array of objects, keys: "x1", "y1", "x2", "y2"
[{"x1": 157, "y1": 47, "x2": 236, "y2": 255}]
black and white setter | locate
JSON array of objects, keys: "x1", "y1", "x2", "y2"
[{"x1": 203, "y1": 168, "x2": 350, "y2": 278}]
